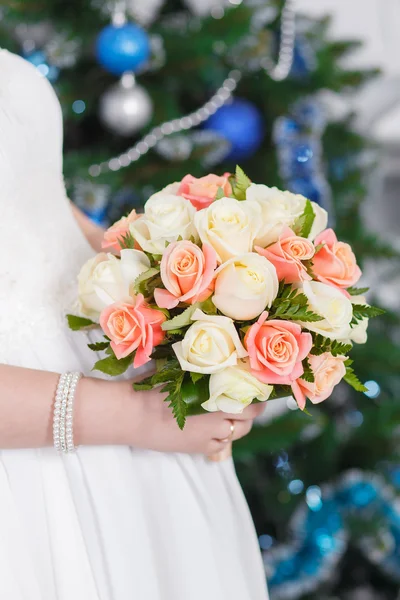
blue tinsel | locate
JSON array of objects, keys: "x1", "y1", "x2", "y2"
[{"x1": 263, "y1": 470, "x2": 400, "y2": 599}]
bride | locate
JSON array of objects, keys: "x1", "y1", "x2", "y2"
[{"x1": 0, "y1": 50, "x2": 269, "y2": 599}]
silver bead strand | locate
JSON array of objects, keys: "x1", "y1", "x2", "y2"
[
  {"x1": 53, "y1": 373, "x2": 69, "y2": 452},
  {"x1": 88, "y1": 69, "x2": 242, "y2": 178},
  {"x1": 87, "y1": 0, "x2": 296, "y2": 177},
  {"x1": 65, "y1": 372, "x2": 82, "y2": 453},
  {"x1": 55, "y1": 372, "x2": 73, "y2": 453}
]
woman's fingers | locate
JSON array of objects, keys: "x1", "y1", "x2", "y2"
[
  {"x1": 213, "y1": 419, "x2": 254, "y2": 443},
  {"x1": 223, "y1": 403, "x2": 266, "y2": 421}
]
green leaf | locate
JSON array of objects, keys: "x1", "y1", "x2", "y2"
[
  {"x1": 347, "y1": 286, "x2": 370, "y2": 296},
  {"x1": 215, "y1": 186, "x2": 225, "y2": 200},
  {"x1": 66, "y1": 314, "x2": 97, "y2": 331},
  {"x1": 330, "y1": 340, "x2": 353, "y2": 357},
  {"x1": 351, "y1": 303, "x2": 385, "y2": 326},
  {"x1": 301, "y1": 357, "x2": 315, "y2": 383},
  {"x1": 93, "y1": 353, "x2": 133, "y2": 376},
  {"x1": 161, "y1": 371, "x2": 187, "y2": 429},
  {"x1": 344, "y1": 364, "x2": 368, "y2": 393},
  {"x1": 292, "y1": 199, "x2": 316, "y2": 238},
  {"x1": 181, "y1": 375, "x2": 210, "y2": 415},
  {"x1": 190, "y1": 372, "x2": 204, "y2": 384},
  {"x1": 150, "y1": 345, "x2": 174, "y2": 360},
  {"x1": 200, "y1": 297, "x2": 217, "y2": 315},
  {"x1": 133, "y1": 380, "x2": 154, "y2": 391},
  {"x1": 161, "y1": 303, "x2": 200, "y2": 332},
  {"x1": 270, "y1": 286, "x2": 322, "y2": 322},
  {"x1": 118, "y1": 231, "x2": 136, "y2": 250},
  {"x1": 310, "y1": 333, "x2": 352, "y2": 357},
  {"x1": 87, "y1": 341, "x2": 110, "y2": 351},
  {"x1": 231, "y1": 165, "x2": 251, "y2": 200},
  {"x1": 132, "y1": 267, "x2": 160, "y2": 296}
]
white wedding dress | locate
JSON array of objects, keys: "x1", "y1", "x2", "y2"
[{"x1": 0, "y1": 51, "x2": 268, "y2": 600}]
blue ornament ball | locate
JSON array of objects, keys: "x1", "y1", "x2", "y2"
[
  {"x1": 24, "y1": 50, "x2": 59, "y2": 83},
  {"x1": 96, "y1": 23, "x2": 150, "y2": 76},
  {"x1": 203, "y1": 98, "x2": 264, "y2": 161}
]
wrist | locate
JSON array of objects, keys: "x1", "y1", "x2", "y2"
[{"x1": 74, "y1": 377, "x2": 142, "y2": 447}]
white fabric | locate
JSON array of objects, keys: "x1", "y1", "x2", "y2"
[{"x1": 0, "y1": 51, "x2": 268, "y2": 600}]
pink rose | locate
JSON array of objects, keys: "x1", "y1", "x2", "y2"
[
  {"x1": 256, "y1": 226, "x2": 315, "y2": 283},
  {"x1": 102, "y1": 209, "x2": 140, "y2": 253},
  {"x1": 177, "y1": 173, "x2": 232, "y2": 210},
  {"x1": 292, "y1": 352, "x2": 346, "y2": 410},
  {"x1": 154, "y1": 241, "x2": 217, "y2": 309},
  {"x1": 100, "y1": 294, "x2": 166, "y2": 368},
  {"x1": 244, "y1": 312, "x2": 312, "y2": 385},
  {"x1": 312, "y1": 228, "x2": 361, "y2": 292}
]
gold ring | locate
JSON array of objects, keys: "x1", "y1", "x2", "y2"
[{"x1": 217, "y1": 420, "x2": 235, "y2": 443}]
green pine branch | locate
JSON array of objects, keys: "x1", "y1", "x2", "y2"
[
  {"x1": 310, "y1": 333, "x2": 352, "y2": 357},
  {"x1": 351, "y1": 304, "x2": 385, "y2": 326},
  {"x1": 344, "y1": 360, "x2": 368, "y2": 393},
  {"x1": 270, "y1": 286, "x2": 322, "y2": 322},
  {"x1": 301, "y1": 357, "x2": 315, "y2": 383}
]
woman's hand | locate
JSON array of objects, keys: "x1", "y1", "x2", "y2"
[{"x1": 129, "y1": 386, "x2": 265, "y2": 455}]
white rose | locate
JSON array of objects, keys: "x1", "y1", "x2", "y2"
[
  {"x1": 340, "y1": 295, "x2": 368, "y2": 345},
  {"x1": 194, "y1": 197, "x2": 261, "y2": 263},
  {"x1": 78, "y1": 249, "x2": 150, "y2": 320},
  {"x1": 246, "y1": 184, "x2": 328, "y2": 246},
  {"x1": 296, "y1": 280, "x2": 353, "y2": 340},
  {"x1": 172, "y1": 309, "x2": 247, "y2": 374},
  {"x1": 212, "y1": 253, "x2": 278, "y2": 320},
  {"x1": 202, "y1": 359, "x2": 273, "y2": 414},
  {"x1": 130, "y1": 191, "x2": 198, "y2": 254}
]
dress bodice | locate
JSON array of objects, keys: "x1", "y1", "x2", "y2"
[{"x1": 0, "y1": 50, "x2": 93, "y2": 361}]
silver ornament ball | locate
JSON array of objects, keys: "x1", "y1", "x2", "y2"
[{"x1": 99, "y1": 74, "x2": 153, "y2": 137}]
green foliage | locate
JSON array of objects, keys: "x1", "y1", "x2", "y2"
[
  {"x1": 344, "y1": 359, "x2": 368, "y2": 392},
  {"x1": 292, "y1": 199, "x2": 316, "y2": 238},
  {"x1": 310, "y1": 333, "x2": 353, "y2": 357},
  {"x1": 230, "y1": 165, "x2": 252, "y2": 200},
  {"x1": 134, "y1": 358, "x2": 188, "y2": 428},
  {"x1": 351, "y1": 303, "x2": 386, "y2": 326},
  {"x1": 132, "y1": 267, "x2": 161, "y2": 297},
  {"x1": 66, "y1": 314, "x2": 97, "y2": 331},
  {"x1": 190, "y1": 372, "x2": 204, "y2": 384},
  {"x1": 87, "y1": 341, "x2": 110, "y2": 351},
  {"x1": 215, "y1": 186, "x2": 225, "y2": 200},
  {"x1": 301, "y1": 357, "x2": 315, "y2": 383},
  {"x1": 118, "y1": 231, "x2": 136, "y2": 250},
  {"x1": 93, "y1": 352, "x2": 133, "y2": 376},
  {"x1": 270, "y1": 285, "x2": 322, "y2": 322},
  {"x1": 347, "y1": 286, "x2": 370, "y2": 296},
  {"x1": 161, "y1": 303, "x2": 200, "y2": 332}
]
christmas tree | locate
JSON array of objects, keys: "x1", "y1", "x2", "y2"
[{"x1": 1, "y1": 1, "x2": 400, "y2": 598}]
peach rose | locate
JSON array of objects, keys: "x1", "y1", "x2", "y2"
[
  {"x1": 256, "y1": 226, "x2": 315, "y2": 283},
  {"x1": 154, "y1": 241, "x2": 217, "y2": 309},
  {"x1": 292, "y1": 352, "x2": 346, "y2": 410},
  {"x1": 312, "y1": 228, "x2": 361, "y2": 292},
  {"x1": 100, "y1": 294, "x2": 166, "y2": 368},
  {"x1": 244, "y1": 312, "x2": 312, "y2": 385},
  {"x1": 177, "y1": 173, "x2": 231, "y2": 210},
  {"x1": 102, "y1": 209, "x2": 140, "y2": 252}
]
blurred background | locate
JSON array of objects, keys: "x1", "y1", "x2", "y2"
[{"x1": 1, "y1": 1, "x2": 399, "y2": 598}]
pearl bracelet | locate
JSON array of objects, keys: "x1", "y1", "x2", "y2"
[{"x1": 53, "y1": 372, "x2": 82, "y2": 453}]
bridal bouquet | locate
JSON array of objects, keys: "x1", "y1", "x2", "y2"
[{"x1": 68, "y1": 167, "x2": 383, "y2": 428}]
